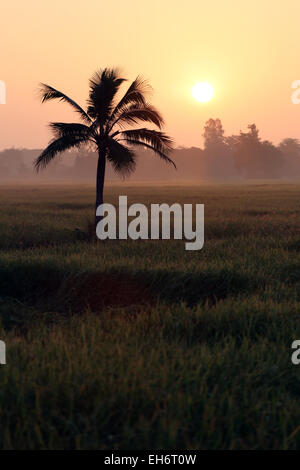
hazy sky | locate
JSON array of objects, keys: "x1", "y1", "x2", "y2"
[{"x1": 1, "y1": 0, "x2": 300, "y2": 150}]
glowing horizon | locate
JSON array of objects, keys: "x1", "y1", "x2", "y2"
[{"x1": 1, "y1": 0, "x2": 300, "y2": 151}]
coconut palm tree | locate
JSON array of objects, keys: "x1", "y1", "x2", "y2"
[{"x1": 35, "y1": 68, "x2": 175, "y2": 227}]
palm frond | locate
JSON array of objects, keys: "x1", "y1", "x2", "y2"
[
  {"x1": 110, "y1": 103, "x2": 165, "y2": 130},
  {"x1": 50, "y1": 122, "x2": 93, "y2": 139},
  {"x1": 106, "y1": 138, "x2": 136, "y2": 176},
  {"x1": 34, "y1": 134, "x2": 89, "y2": 171},
  {"x1": 87, "y1": 68, "x2": 126, "y2": 123},
  {"x1": 106, "y1": 76, "x2": 150, "y2": 131},
  {"x1": 120, "y1": 129, "x2": 175, "y2": 168},
  {"x1": 121, "y1": 128, "x2": 173, "y2": 150},
  {"x1": 124, "y1": 140, "x2": 176, "y2": 168},
  {"x1": 39, "y1": 84, "x2": 91, "y2": 124}
]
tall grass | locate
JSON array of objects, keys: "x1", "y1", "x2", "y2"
[{"x1": 0, "y1": 182, "x2": 299, "y2": 449}]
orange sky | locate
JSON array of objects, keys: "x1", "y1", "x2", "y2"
[{"x1": 1, "y1": 0, "x2": 300, "y2": 150}]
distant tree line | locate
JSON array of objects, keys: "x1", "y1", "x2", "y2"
[
  {"x1": 1, "y1": 119, "x2": 300, "y2": 180},
  {"x1": 202, "y1": 119, "x2": 284, "y2": 179}
]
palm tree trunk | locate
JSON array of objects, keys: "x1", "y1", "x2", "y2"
[{"x1": 95, "y1": 148, "x2": 106, "y2": 228}]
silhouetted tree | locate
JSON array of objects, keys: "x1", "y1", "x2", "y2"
[
  {"x1": 228, "y1": 124, "x2": 283, "y2": 178},
  {"x1": 202, "y1": 118, "x2": 237, "y2": 178},
  {"x1": 35, "y1": 68, "x2": 174, "y2": 225},
  {"x1": 278, "y1": 138, "x2": 300, "y2": 177},
  {"x1": 203, "y1": 118, "x2": 225, "y2": 148}
]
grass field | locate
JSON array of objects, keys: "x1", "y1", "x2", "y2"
[{"x1": 0, "y1": 181, "x2": 299, "y2": 450}]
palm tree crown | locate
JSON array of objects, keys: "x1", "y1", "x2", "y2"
[
  {"x1": 35, "y1": 68, "x2": 175, "y2": 226},
  {"x1": 35, "y1": 68, "x2": 175, "y2": 173}
]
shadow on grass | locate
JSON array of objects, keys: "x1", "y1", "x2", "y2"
[
  {"x1": 285, "y1": 239, "x2": 300, "y2": 253},
  {"x1": 62, "y1": 272, "x2": 153, "y2": 312},
  {"x1": 279, "y1": 263, "x2": 300, "y2": 284},
  {"x1": 0, "y1": 228, "x2": 80, "y2": 251},
  {"x1": 148, "y1": 269, "x2": 259, "y2": 307},
  {"x1": 0, "y1": 226, "x2": 98, "y2": 250},
  {"x1": 0, "y1": 261, "x2": 259, "y2": 322},
  {"x1": 48, "y1": 203, "x2": 93, "y2": 210},
  {"x1": 243, "y1": 210, "x2": 272, "y2": 216}
]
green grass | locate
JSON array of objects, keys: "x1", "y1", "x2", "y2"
[{"x1": 0, "y1": 181, "x2": 300, "y2": 449}]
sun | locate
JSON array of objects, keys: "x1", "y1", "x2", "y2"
[{"x1": 192, "y1": 82, "x2": 214, "y2": 103}]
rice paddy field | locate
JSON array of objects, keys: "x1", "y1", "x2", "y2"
[{"x1": 0, "y1": 181, "x2": 299, "y2": 450}]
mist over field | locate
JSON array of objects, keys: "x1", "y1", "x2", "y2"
[{"x1": 2, "y1": 120, "x2": 300, "y2": 182}]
